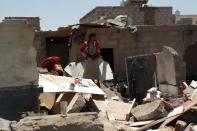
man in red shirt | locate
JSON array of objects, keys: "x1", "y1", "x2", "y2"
[
  {"x1": 80, "y1": 33, "x2": 101, "y2": 60},
  {"x1": 41, "y1": 56, "x2": 64, "y2": 76}
]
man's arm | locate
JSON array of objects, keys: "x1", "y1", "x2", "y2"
[{"x1": 96, "y1": 41, "x2": 101, "y2": 58}]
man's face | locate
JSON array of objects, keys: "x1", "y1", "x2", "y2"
[{"x1": 89, "y1": 36, "x2": 96, "y2": 42}]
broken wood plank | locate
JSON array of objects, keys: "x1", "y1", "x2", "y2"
[
  {"x1": 129, "y1": 120, "x2": 154, "y2": 127},
  {"x1": 182, "y1": 82, "x2": 189, "y2": 89},
  {"x1": 138, "y1": 117, "x2": 167, "y2": 131},
  {"x1": 67, "y1": 93, "x2": 79, "y2": 113},
  {"x1": 39, "y1": 93, "x2": 56, "y2": 110},
  {"x1": 138, "y1": 111, "x2": 185, "y2": 131},
  {"x1": 56, "y1": 93, "x2": 65, "y2": 103},
  {"x1": 160, "y1": 99, "x2": 197, "y2": 127},
  {"x1": 126, "y1": 98, "x2": 136, "y2": 121}
]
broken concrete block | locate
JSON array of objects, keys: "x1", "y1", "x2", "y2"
[
  {"x1": 15, "y1": 113, "x2": 104, "y2": 131},
  {"x1": 131, "y1": 100, "x2": 167, "y2": 121},
  {"x1": 175, "y1": 120, "x2": 187, "y2": 131},
  {"x1": 0, "y1": 19, "x2": 38, "y2": 88},
  {"x1": 147, "y1": 127, "x2": 174, "y2": 131},
  {"x1": 155, "y1": 46, "x2": 185, "y2": 92},
  {"x1": 106, "y1": 100, "x2": 132, "y2": 121}
]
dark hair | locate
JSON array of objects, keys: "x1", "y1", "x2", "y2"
[{"x1": 89, "y1": 33, "x2": 96, "y2": 40}]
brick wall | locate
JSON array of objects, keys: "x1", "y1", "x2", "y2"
[
  {"x1": 4, "y1": 17, "x2": 41, "y2": 31},
  {"x1": 69, "y1": 25, "x2": 197, "y2": 79},
  {"x1": 176, "y1": 15, "x2": 197, "y2": 25},
  {"x1": 80, "y1": 6, "x2": 174, "y2": 26},
  {"x1": 80, "y1": 6, "x2": 144, "y2": 25},
  {"x1": 33, "y1": 32, "x2": 47, "y2": 66},
  {"x1": 154, "y1": 7, "x2": 174, "y2": 25}
]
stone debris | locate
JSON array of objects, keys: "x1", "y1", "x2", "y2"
[
  {"x1": 13, "y1": 113, "x2": 104, "y2": 131},
  {"x1": 1, "y1": 10, "x2": 197, "y2": 131},
  {"x1": 1, "y1": 43, "x2": 197, "y2": 131},
  {"x1": 131, "y1": 100, "x2": 167, "y2": 121}
]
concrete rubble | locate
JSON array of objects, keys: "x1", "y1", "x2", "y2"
[
  {"x1": 92, "y1": 15, "x2": 138, "y2": 33},
  {"x1": 131, "y1": 100, "x2": 167, "y2": 121},
  {"x1": 8, "y1": 113, "x2": 103, "y2": 131},
  {"x1": 0, "y1": 4, "x2": 197, "y2": 131}
]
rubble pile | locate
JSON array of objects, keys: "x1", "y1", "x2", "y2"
[
  {"x1": 0, "y1": 19, "x2": 197, "y2": 131},
  {"x1": 1, "y1": 46, "x2": 197, "y2": 131}
]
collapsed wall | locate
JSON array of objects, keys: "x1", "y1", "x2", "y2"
[
  {"x1": 0, "y1": 19, "x2": 38, "y2": 88},
  {"x1": 0, "y1": 19, "x2": 40, "y2": 120}
]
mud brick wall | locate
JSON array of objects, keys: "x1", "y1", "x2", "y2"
[
  {"x1": 80, "y1": 6, "x2": 174, "y2": 26},
  {"x1": 69, "y1": 25, "x2": 197, "y2": 80}
]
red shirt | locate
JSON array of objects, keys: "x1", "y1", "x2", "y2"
[{"x1": 80, "y1": 40, "x2": 101, "y2": 59}]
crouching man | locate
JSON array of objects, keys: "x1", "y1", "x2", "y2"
[
  {"x1": 80, "y1": 33, "x2": 101, "y2": 61},
  {"x1": 41, "y1": 56, "x2": 64, "y2": 76}
]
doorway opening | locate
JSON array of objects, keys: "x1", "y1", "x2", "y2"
[
  {"x1": 46, "y1": 37, "x2": 69, "y2": 68},
  {"x1": 100, "y1": 48, "x2": 114, "y2": 70},
  {"x1": 184, "y1": 42, "x2": 197, "y2": 83}
]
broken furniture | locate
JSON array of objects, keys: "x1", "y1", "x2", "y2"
[{"x1": 38, "y1": 74, "x2": 106, "y2": 113}]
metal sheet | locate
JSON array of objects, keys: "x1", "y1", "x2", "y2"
[{"x1": 39, "y1": 74, "x2": 105, "y2": 95}]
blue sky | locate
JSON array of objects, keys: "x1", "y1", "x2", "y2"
[{"x1": 0, "y1": 0, "x2": 196, "y2": 30}]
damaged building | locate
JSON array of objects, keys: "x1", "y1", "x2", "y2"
[
  {"x1": 33, "y1": 22, "x2": 197, "y2": 84},
  {"x1": 16, "y1": 0, "x2": 194, "y2": 84},
  {"x1": 1, "y1": 0, "x2": 197, "y2": 130},
  {"x1": 4, "y1": 0, "x2": 197, "y2": 83}
]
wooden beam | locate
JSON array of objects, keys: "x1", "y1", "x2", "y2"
[
  {"x1": 56, "y1": 93, "x2": 65, "y2": 103},
  {"x1": 67, "y1": 93, "x2": 79, "y2": 113},
  {"x1": 126, "y1": 98, "x2": 136, "y2": 121}
]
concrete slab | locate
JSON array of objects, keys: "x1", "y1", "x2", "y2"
[
  {"x1": 155, "y1": 46, "x2": 184, "y2": 87},
  {"x1": 131, "y1": 100, "x2": 167, "y2": 121},
  {"x1": 14, "y1": 113, "x2": 104, "y2": 131},
  {"x1": 39, "y1": 74, "x2": 105, "y2": 95},
  {"x1": 0, "y1": 19, "x2": 38, "y2": 88}
]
